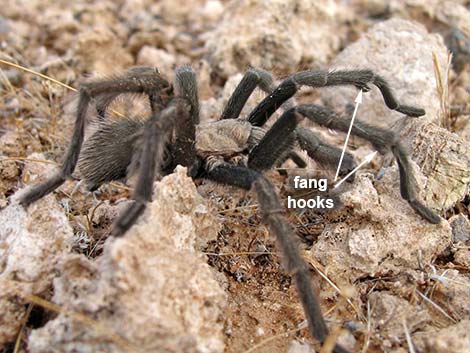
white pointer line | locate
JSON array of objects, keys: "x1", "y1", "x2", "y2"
[
  {"x1": 334, "y1": 90, "x2": 363, "y2": 181},
  {"x1": 334, "y1": 151, "x2": 377, "y2": 189}
]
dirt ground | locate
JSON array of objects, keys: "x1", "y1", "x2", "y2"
[{"x1": 1, "y1": 1, "x2": 469, "y2": 353}]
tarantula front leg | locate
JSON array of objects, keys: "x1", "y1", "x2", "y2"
[
  {"x1": 296, "y1": 127, "x2": 357, "y2": 176},
  {"x1": 112, "y1": 97, "x2": 192, "y2": 237},
  {"x1": 247, "y1": 69, "x2": 426, "y2": 127},
  {"x1": 247, "y1": 109, "x2": 355, "y2": 175},
  {"x1": 164, "y1": 66, "x2": 201, "y2": 177},
  {"x1": 18, "y1": 67, "x2": 171, "y2": 206},
  {"x1": 220, "y1": 68, "x2": 275, "y2": 120},
  {"x1": 295, "y1": 104, "x2": 441, "y2": 224},
  {"x1": 206, "y1": 163, "x2": 350, "y2": 353}
]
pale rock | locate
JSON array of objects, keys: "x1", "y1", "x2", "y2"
[
  {"x1": 320, "y1": 18, "x2": 447, "y2": 127},
  {"x1": 72, "y1": 27, "x2": 133, "y2": 74},
  {"x1": 0, "y1": 154, "x2": 73, "y2": 348},
  {"x1": 309, "y1": 165, "x2": 451, "y2": 283},
  {"x1": 136, "y1": 46, "x2": 176, "y2": 74},
  {"x1": 320, "y1": 18, "x2": 469, "y2": 211},
  {"x1": 205, "y1": 0, "x2": 348, "y2": 77},
  {"x1": 419, "y1": 320, "x2": 470, "y2": 353},
  {"x1": 368, "y1": 291, "x2": 430, "y2": 344},
  {"x1": 27, "y1": 167, "x2": 225, "y2": 353}
]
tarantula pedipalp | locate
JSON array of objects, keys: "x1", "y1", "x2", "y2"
[{"x1": 18, "y1": 65, "x2": 441, "y2": 353}]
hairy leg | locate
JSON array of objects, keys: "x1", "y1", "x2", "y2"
[
  {"x1": 296, "y1": 127, "x2": 356, "y2": 177},
  {"x1": 295, "y1": 104, "x2": 440, "y2": 223},
  {"x1": 248, "y1": 69, "x2": 425, "y2": 127},
  {"x1": 166, "y1": 66, "x2": 200, "y2": 176},
  {"x1": 112, "y1": 98, "x2": 191, "y2": 237},
  {"x1": 220, "y1": 68, "x2": 275, "y2": 120},
  {"x1": 247, "y1": 110, "x2": 355, "y2": 175},
  {"x1": 19, "y1": 67, "x2": 171, "y2": 206},
  {"x1": 248, "y1": 108, "x2": 303, "y2": 170},
  {"x1": 206, "y1": 163, "x2": 350, "y2": 353}
]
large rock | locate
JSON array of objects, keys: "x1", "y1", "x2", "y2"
[
  {"x1": 321, "y1": 18, "x2": 447, "y2": 127},
  {"x1": 309, "y1": 165, "x2": 452, "y2": 284},
  {"x1": 205, "y1": 0, "x2": 348, "y2": 77},
  {"x1": 27, "y1": 167, "x2": 226, "y2": 353},
  {"x1": 0, "y1": 154, "x2": 73, "y2": 348}
]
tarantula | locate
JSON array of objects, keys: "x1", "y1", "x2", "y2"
[{"x1": 18, "y1": 65, "x2": 440, "y2": 353}]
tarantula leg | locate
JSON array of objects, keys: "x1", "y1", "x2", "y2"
[
  {"x1": 220, "y1": 68, "x2": 275, "y2": 120},
  {"x1": 175, "y1": 65, "x2": 199, "y2": 124},
  {"x1": 93, "y1": 66, "x2": 172, "y2": 118},
  {"x1": 112, "y1": 98, "x2": 190, "y2": 237},
  {"x1": 248, "y1": 69, "x2": 425, "y2": 127},
  {"x1": 248, "y1": 108, "x2": 303, "y2": 170},
  {"x1": 206, "y1": 163, "x2": 350, "y2": 353},
  {"x1": 165, "y1": 66, "x2": 200, "y2": 177},
  {"x1": 19, "y1": 91, "x2": 91, "y2": 206},
  {"x1": 296, "y1": 127, "x2": 357, "y2": 177},
  {"x1": 296, "y1": 104, "x2": 441, "y2": 224},
  {"x1": 18, "y1": 68, "x2": 171, "y2": 207}
]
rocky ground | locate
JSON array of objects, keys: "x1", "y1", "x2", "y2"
[{"x1": 0, "y1": 1, "x2": 469, "y2": 353}]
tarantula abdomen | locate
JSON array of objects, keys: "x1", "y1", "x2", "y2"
[{"x1": 77, "y1": 118, "x2": 145, "y2": 191}]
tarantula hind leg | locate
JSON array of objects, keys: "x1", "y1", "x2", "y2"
[
  {"x1": 206, "y1": 162, "x2": 351, "y2": 353},
  {"x1": 18, "y1": 67, "x2": 171, "y2": 207},
  {"x1": 112, "y1": 98, "x2": 192, "y2": 237}
]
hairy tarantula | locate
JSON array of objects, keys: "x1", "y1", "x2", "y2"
[{"x1": 18, "y1": 65, "x2": 441, "y2": 353}]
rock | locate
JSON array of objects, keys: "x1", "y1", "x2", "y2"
[
  {"x1": 419, "y1": 319, "x2": 470, "y2": 353},
  {"x1": 309, "y1": 165, "x2": 451, "y2": 283},
  {"x1": 401, "y1": 121, "x2": 470, "y2": 211},
  {"x1": 0, "y1": 158, "x2": 19, "y2": 197},
  {"x1": 454, "y1": 249, "x2": 470, "y2": 268},
  {"x1": 388, "y1": 0, "x2": 470, "y2": 37},
  {"x1": 37, "y1": 8, "x2": 80, "y2": 54},
  {"x1": 72, "y1": 27, "x2": 133, "y2": 74},
  {"x1": 0, "y1": 155, "x2": 73, "y2": 348},
  {"x1": 136, "y1": 46, "x2": 176, "y2": 74},
  {"x1": 431, "y1": 269, "x2": 470, "y2": 321},
  {"x1": 205, "y1": 0, "x2": 348, "y2": 78},
  {"x1": 369, "y1": 291, "x2": 430, "y2": 345},
  {"x1": 286, "y1": 340, "x2": 315, "y2": 353},
  {"x1": 449, "y1": 214, "x2": 470, "y2": 243},
  {"x1": 27, "y1": 167, "x2": 225, "y2": 353},
  {"x1": 321, "y1": 18, "x2": 447, "y2": 127}
]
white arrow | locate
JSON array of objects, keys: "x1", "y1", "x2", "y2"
[
  {"x1": 334, "y1": 151, "x2": 377, "y2": 189},
  {"x1": 334, "y1": 90, "x2": 363, "y2": 181}
]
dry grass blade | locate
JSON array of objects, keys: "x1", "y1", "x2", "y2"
[
  {"x1": 309, "y1": 259, "x2": 365, "y2": 321},
  {"x1": 204, "y1": 251, "x2": 275, "y2": 256},
  {"x1": 0, "y1": 58, "x2": 126, "y2": 119},
  {"x1": 242, "y1": 321, "x2": 308, "y2": 353},
  {"x1": 416, "y1": 289, "x2": 457, "y2": 323},
  {"x1": 0, "y1": 157, "x2": 60, "y2": 165},
  {"x1": 319, "y1": 324, "x2": 345, "y2": 353},
  {"x1": 361, "y1": 300, "x2": 372, "y2": 353},
  {"x1": 402, "y1": 319, "x2": 416, "y2": 353},
  {"x1": 13, "y1": 303, "x2": 33, "y2": 353},
  {"x1": 0, "y1": 58, "x2": 76, "y2": 91},
  {"x1": 432, "y1": 51, "x2": 453, "y2": 130}
]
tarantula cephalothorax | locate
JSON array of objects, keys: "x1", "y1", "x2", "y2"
[{"x1": 18, "y1": 65, "x2": 441, "y2": 353}]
